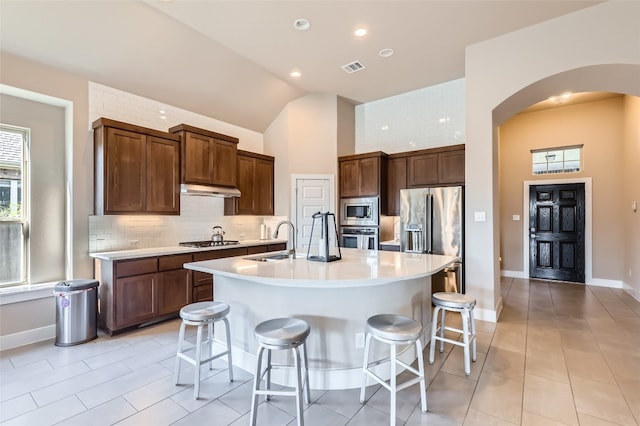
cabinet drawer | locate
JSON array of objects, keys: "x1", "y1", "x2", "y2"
[
  {"x1": 247, "y1": 245, "x2": 267, "y2": 255},
  {"x1": 193, "y1": 247, "x2": 248, "y2": 261},
  {"x1": 267, "y1": 243, "x2": 287, "y2": 252},
  {"x1": 159, "y1": 253, "x2": 193, "y2": 271},
  {"x1": 193, "y1": 284, "x2": 213, "y2": 302},
  {"x1": 193, "y1": 271, "x2": 213, "y2": 287},
  {"x1": 116, "y1": 258, "x2": 157, "y2": 278}
]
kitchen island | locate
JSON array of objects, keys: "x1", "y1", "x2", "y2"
[{"x1": 183, "y1": 248, "x2": 457, "y2": 390}]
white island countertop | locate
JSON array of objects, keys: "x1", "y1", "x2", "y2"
[{"x1": 184, "y1": 248, "x2": 457, "y2": 288}]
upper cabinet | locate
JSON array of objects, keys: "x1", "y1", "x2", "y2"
[
  {"x1": 387, "y1": 157, "x2": 407, "y2": 216},
  {"x1": 169, "y1": 124, "x2": 238, "y2": 188},
  {"x1": 225, "y1": 150, "x2": 274, "y2": 216},
  {"x1": 93, "y1": 118, "x2": 180, "y2": 215},
  {"x1": 339, "y1": 152, "x2": 388, "y2": 200}
]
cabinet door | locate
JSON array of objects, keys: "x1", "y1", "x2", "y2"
[
  {"x1": 183, "y1": 132, "x2": 214, "y2": 184},
  {"x1": 104, "y1": 127, "x2": 146, "y2": 213},
  {"x1": 339, "y1": 159, "x2": 360, "y2": 197},
  {"x1": 212, "y1": 139, "x2": 237, "y2": 187},
  {"x1": 158, "y1": 268, "x2": 191, "y2": 315},
  {"x1": 146, "y1": 136, "x2": 180, "y2": 214},
  {"x1": 407, "y1": 153, "x2": 438, "y2": 187},
  {"x1": 254, "y1": 158, "x2": 274, "y2": 215},
  {"x1": 235, "y1": 155, "x2": 255, "y2": 215},
  {"x1": 438, "y1": 149, "x2": 465, "y2": 184},
  {"x1": 114, "y1": 273, "x2": 157, "y2": 328},
  {"x1": 358, "y1": 157, "x2": 380, "y2": 196},
  {"x1": 387, "y1": 157, "x2": 407, "y2": 215}
]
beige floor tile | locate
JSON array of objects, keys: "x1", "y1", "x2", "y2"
[
  {"x1": 521, "y1": 410, "x2": 572, "y2": 425},
  {"x1": 557, "y1": 329, "x2": 598, "y2": 352},
  {"x1": 616, "y1": 377, "x2": 640, "y2": 423},
  {"x1": 524, "y1": 346, "x2": 569, "y2": 384},
  {"x1": 577, "y1": 412, "x2": 627, "y2": 426},
  {"x1": 491, "y1": 328, "x2": 526, "y2": 353},
  {"x1": 463, "y1": 408, "x2": 518, "y2": 425},
  {"x1": 563, "y1": 348, "x2": 616, "y2": 384},
  {"x1": 483, "y1": 347, "x2": 525, "y2": 382},
  {"x1": 526, "y1": 327, "x2": 563, "y2": 353},
  {"x1": 523, "y1": 373, "x2": 578, "y2": 426},
  {"x1": 600, "y1": 348, "x2": 640, "y2": 381},
  {"x1": 439, "y1": 346, "x2": 486, "y2": 381},
  {"x1": 571, "y1": 375, "x2": 637, "y2": 425},
  {"x1": 469, "y1": 372, "x2": 523, "y2": 424},
  {"x1": 426, "y1": 371, "x2": 477, "y2": 424},
  {"x1": 474, "y1": 330, "x2": 493, "y2": 354}
]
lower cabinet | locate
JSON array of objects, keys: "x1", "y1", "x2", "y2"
[{"x1": 114, "y1": 273, "x2": 157, "y2": 328}]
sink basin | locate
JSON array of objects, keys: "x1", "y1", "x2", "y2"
[{"x1": 245, "y1": 252, "x2": 305, "y2": 262}]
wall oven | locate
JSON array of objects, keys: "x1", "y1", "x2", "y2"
[
  {"x1": 340, "y1": 197, "x2": 379, "y2": 226},
  {"x1": 340, "y1": 227, "x2": 379, "y2": 250}
]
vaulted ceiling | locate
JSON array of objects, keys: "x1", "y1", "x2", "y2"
[{"x1": 0, "y1": 1, "x2": 601, "y2": 132}]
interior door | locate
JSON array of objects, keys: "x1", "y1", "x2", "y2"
[
  {"x1": 529, "y1": 183, "x2": 585, "y2": 282},
  {"x1": 294, "y1": 177, "x2": 332, "y2": 254}
]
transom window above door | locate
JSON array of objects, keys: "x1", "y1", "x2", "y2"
[{"x1": 531, "y1": 145, "x2": 583, "y2": 175}]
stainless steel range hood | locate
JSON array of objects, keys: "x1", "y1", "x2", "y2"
[{"x1": 180, "y1": 184, "x2": 241, "y2": 198}]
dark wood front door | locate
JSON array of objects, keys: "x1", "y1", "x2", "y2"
[{"x1": 529, "y1": 183, "x2": 585, "y2": 282}]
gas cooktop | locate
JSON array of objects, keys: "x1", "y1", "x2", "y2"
[{"x1": 179, "y1": 240, "x2": 240, "y2": 248}]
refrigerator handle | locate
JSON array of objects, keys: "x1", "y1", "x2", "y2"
[{"x1": 426, "y1": 193, "x2": 433, "y2": 253}]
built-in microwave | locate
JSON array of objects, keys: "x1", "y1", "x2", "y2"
[{"x1": 340, "y1": 197, "x2": 379, "y2": 226}]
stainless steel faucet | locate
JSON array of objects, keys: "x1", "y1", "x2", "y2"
[{"x1": 273, "y1": 220, "x2": 296, "y2": 258}]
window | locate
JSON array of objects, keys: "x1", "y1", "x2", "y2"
[
  {"x1": 531, "y1": 145, "x2": 582, "y2": 175},
  {"x1": 0, "y1": 125, "x2": 28, "y2": 287}
]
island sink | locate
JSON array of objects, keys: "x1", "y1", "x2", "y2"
[{"x1": 245, "y1": 252, "x2": 291, "y2": 262}]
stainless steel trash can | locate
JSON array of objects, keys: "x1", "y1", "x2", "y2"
[{"x1": 54, "y1": 279, "x2": 99, "y2": 346}]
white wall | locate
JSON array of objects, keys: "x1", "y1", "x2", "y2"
[
  {"x1": 466, "y1": 1, "x2": 640, "y2": 318},
  {"x1": 355, "y1": 78, "x2": 464, "y2": 153}
]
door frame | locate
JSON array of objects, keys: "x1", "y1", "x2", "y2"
[
  {"x1": 290, "y1": 174, "x2": 336, "y2": 248},
  {"x1": 522, "y1": 177, "x2": 592, "y2": 283}
]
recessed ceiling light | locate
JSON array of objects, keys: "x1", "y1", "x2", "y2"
[
  {"x1": 354, "y1": 28, "x2": 367, "y2": 37},
  {"x1": 293, "y1": 18, "x2": 311, "y2": 31},
  {"x1": 381, "y1": 125, "x2": 389, "y2": 131},
  {"x1": 379, "y1": 48, "x2": 394, "y2": 58},
  {"x1": 289, "y1": 70, "x2": 302, "y2": 78}
]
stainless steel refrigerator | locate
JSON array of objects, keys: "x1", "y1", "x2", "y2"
[{"x1": 400, "y1": 186, "x2": 464, "y2": 293}]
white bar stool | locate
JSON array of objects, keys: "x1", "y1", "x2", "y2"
[
  {"x1": 250, "y1": 317, "x2": 310, "y2": 426},
  {"x1": 359, "y1": 314, "x2": 427, "y2": 426},
  {"x1": 174, "y1": 301, "x2": 233, "y2": 399},
  {"x1": 429, "y1": 292, "x2": 477, "y2": 375}
]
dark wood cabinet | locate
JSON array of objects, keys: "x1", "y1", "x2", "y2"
[
  {"x1": 225, "y1": 151, "x2": 274, "y2": 216},
  {"x1": 407, "y1": 153, "x2": 438, "y2": 187},
  {"x1": 339, "y1": 152, "x2": 388, "y2": 201},
  {"x1": 169, "y1": 124, "x2": 238, "y2": 188},
  {"x1": 114, "y1": 273, "x2": 157, "y2": 328},
  {"x1": 438, "y1": 149, "x2": 465, "y2": 184},
  {"x1": 191, "y1": 247, "x2": 248, "y2": 302},
  {"x1": 387, "y1": 157, "x2": 407, "y2": 216},
  {"x1": 157, "y1": 254, "x2": 192, "y2": 316},
  {"x1": 93, "y1": 118, "x2": 180, "y2": 215}
]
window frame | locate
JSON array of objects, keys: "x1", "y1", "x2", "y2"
[{"x1": 531, "y1": 144, "x2": 583, "y2": 175}]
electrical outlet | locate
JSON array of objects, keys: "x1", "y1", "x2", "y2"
[{"x1": 355, "y1": 332, "x2": 365, "y2": 348}]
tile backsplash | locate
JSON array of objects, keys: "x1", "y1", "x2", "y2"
[{"x1": 89, "y1": 195, "x2": 287, "y2": 252}]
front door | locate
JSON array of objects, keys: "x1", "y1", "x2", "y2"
[{"x1": 529, "y1": 183, "x2": 585, "y2": 282}]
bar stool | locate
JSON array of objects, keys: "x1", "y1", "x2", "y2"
[
  {"x1": 174, "y1": 301, "x2": 233, "y2": 399},
  {"x1": 359, "y1": 314, "x2": 427, "y2": 426},
  {"x1": 250, "y1": 317, "x2": 310, "y2": 426},
  {"x1": 429, "y1": 292, "x2": 477, "y2": 376}
]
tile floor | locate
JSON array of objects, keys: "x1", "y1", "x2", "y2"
[{"x1": 1, "y1": 278, "x2": 639, "y2": 425}]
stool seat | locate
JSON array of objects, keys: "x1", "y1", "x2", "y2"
[
  {"x1": 255, "y1": 318, "x2": 310, "y2": 347},
  {"x1": 431, "y1": 292, "x2": 475, "y2": 309},
  {"x1": 180, "y1": 301, "x2": 230, "y2": 322},
  {"x1": 367, "y1": 314, "x2": 422, "y2": 342}
]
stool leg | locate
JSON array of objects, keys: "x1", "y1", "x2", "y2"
[
  {"x1": 174, "y1": 320, "x2": 186, "y2": 385},
  {"x1": 293, "y1": 347, "x2": 304, "y2": 426},
  {"x1": 250, "y1": 346, "x2": 265, "y2": 426},
  {"x1": 302, "y1": 342, "x2": 311, "y2": 404},
  {"x1": 265, "y1": 349, "x2": 272, "y2": 401},
  {"x1": 461, "y1": 310, "x2": 471, "y2": 376},
  {"x1": 360, "y1": 332, "x2": 372, "y2": 403},
  {"x1": 390, "y1": 343, "x2": 397, "y2": 426},
  {"x1": 207, "y1": 321, "x2": 214, "y2": 370},
  {"x1": 429, "y1": 307, "x2": 439, "y2": 364},
  {"x1": 439, "y1": 308, "x2": 446, "y2": 353},
  {"x1": 415, "y1": 338, "x2": 427, "y2": 413},
  {"x1": 223, "y1": 317, "x2": 234, "y2": 382},
  {"x1": 194, "y1": 323, "x2": 204, "y2": 399},
  {"x1": 470, "y1": 306, "x2": 477, "y2": 362}
]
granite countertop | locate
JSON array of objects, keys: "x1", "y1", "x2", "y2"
[
  {"x1": 184, "y1": 248, "x2": 458, "y2": 288},
  {"x1": 90, "y1": 239, "x2": 288, "y2": 261}
]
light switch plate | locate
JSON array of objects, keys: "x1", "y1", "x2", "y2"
[
  {"x1": 513, "y1": 215, "x2": 520, "y2": 221},
  {"x1": 474, "y1": 211, "x2": 486, "y2": 222}
]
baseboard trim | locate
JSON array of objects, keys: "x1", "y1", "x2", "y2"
[
  {"x1": 0, "y1": 324, "x2": 55, "y2": 351},
  {"x1": 475, "y1": 297, "x2": 501, "y2": 323},
  {"x1": 587, "y1": 278, "x2": 624, "y2": 288},
  {"x1": 623, "y1": 284, "x2": 640, "y2": 303},
  {"x1": 500, "y1": 270, "x2": 525, "y2": 279}
]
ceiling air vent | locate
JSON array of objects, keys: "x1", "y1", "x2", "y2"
[{"x1": 342, "y1": 60, "x2": 365, "y2": 74}]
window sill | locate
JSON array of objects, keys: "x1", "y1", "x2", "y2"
[{"x1": 0, "y1": 282, "x2": 58, "y2": 306}]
